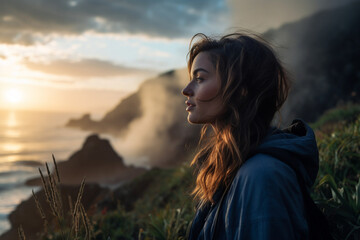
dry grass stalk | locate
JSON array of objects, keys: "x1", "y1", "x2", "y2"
[
  {"x1": 45, "y1": 162, "x2": 62, "y2": 219},
  {"x1": 73, "y1": 178, "x2": 86, "y2": 219},
  {"x1": 46, "y1": 162, "x2": 63, "y2": 218},
  {"x1": 73, "y1": 209, "x2": 80, "y2": 239},
  {"x1": 68, "y1": 195, "x2": 74, "y2": 217},
  {"x1": 17, "y1": 225, "x2": 26, "y2": 240},
  {"x1": 37, "y1": 158, "x2": 67, "y2": 239},
  {"x1": 47, "y1": 166, "x2": 58, "y2": 217},
  {"x1": 80, "y1": 204, "x2": 89, "y2": 240},
  {"x1": 32, "y1": 189, "x2": 45, "y2": 219},
  {"x1": 38, "y1": 168, "x2": 57, "y2": 217},
  {"x1": 71, "y1": 177, "x2": 86, "y2": 238},
  {"x1": 32, "y1": 189, "x2": 48, "y2": 232},
  {"x1": 80, "y1": 203, "x2": 93, "y2": 240},
  {"x1": 38, "y1": 168, "x2": 51, "y2": 202},
  {"x1": 52, "y1": 154, "x2": 61, "y2": 183},
  {"x1": 83, "y1": 203, "x2": 94, "y2": 237},
  {"x1": 33, "y1": 156, "x2": 92, "y2": 240},
  {"x1": 70, "y1": 201, "x2": 81, "y2": 239},
  {"x1": 51, "y1": 155, "x2": 63, "y2": 214}
]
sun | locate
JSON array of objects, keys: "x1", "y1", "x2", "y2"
[{"x1": 3, "y1": 88, "x2": 23, "y2": 104}]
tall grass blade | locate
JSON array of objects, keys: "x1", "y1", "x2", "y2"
[
  {"x1": 52, "y1": 154, "x2": 61, "y2": 184},
  {"x1": 32, "y1": 189, "x2": 48, "y2": 232},
  {"x1": 319, "y1": 175, "x2": 346, "y2": 203},
  {"x1": 17, "y1": 225, "x2": 26, "y2": 240}
]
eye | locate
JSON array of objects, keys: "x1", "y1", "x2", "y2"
[{"x1": 195, "y1": 77, "x2": 204, "y2": 83}]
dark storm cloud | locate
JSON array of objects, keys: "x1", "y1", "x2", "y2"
[
  {"x1": 23, "y1": 58, "x2": 155, "y2": 77},
  {"x1": 0, "y1": 0, "x2": 227, "y2": 45}
]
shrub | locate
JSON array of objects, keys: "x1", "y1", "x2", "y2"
[{"x1": 93, "y1": 207, "x2": 135, "y2": 240}]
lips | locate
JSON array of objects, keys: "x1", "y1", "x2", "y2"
[{"x1": 185, "y1": 100, "x2": 196, "y2": 111}]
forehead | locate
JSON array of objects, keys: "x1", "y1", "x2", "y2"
[{"x1": 191, "y1": 52, "x2": 215, "y2": 73}]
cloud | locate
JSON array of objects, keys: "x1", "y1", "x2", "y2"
[
  {"x1": 0, "y1": 0, "x2": 228, "y2": 45},
  {"x1": 23, "y1": 58, "x2": 155, "y2": 78},
  {"x1": 227, "y1": 0, "x2": 359, "y2": 33}
]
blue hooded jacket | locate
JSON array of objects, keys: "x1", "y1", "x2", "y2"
[{"x1": 188, "y1": 119, "x2": 319, "y2": 240}]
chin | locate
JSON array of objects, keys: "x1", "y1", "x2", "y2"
[{"x1": 187, "y1": 114, "x2": 206, "y2": 124}]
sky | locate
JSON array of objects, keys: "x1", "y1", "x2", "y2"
[{"x1": 0, "y1": 0, "x2": 357, "y2": 115}]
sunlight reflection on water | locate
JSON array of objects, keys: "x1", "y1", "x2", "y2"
[
  {"x1": 0, "y1": 109, "x2": 92, "y2": 235},
  {"x1": 5, "y1": 111, "x2": 18, "y2": 128},
  {"x1": 1, "y1": 143, "x2": 23, "y2": 152},
  {"x1": 4, "y1": 129, "x2": 21, "y2": 138}
]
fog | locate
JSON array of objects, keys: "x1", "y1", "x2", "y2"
[{"x1": 110, "y1": 69, "x2": 200, "y2": 167}]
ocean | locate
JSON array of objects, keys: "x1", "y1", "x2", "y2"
[{"x1": 0, "y1": 109, "x2": 93, "y2": 235}]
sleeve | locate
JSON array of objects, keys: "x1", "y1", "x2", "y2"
[{"x1": 224, "y1": 155, "x2": 309, "y2": 240}]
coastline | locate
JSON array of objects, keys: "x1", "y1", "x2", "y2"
[{"x1": 0, "y1": 134, "x2": 147, "y2": 239}]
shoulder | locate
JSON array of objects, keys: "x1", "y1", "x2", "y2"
[
  {"x1": 220, "y1": 153, "x2": 309, "y2": 239},
  {"x1": 234, "y1": 153, "x2": 297, "y2": 186},
  {"x1": 227, "y1": 153, "x2": 302, "y2": 206},
  {"x1": 224, "y1": 153, "x2": 305, "y2": 221}
]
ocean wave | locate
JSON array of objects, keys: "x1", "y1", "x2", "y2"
[
  {"x1": 0, "y1": 170, "x2": 32, "y2": 177},
  {"x1": 0, "y1": 149, "x2": 69, "y2": 157},
  {"x1": 11, "y1": 160, "x2": 42, "y2": 167}
]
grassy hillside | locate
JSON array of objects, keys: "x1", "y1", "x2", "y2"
[
  {"x1": 93, "y1": 166, "x2": 195, "y2": 240},
  {"x1": 311, "y1": 104, "x2": 360, "y2": 240},
  {"x1": 22, "y1": 104, "x2": 360, "y2": 240}
]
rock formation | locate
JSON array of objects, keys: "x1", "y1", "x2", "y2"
[{"x1": 26, "y1": 134, "x2": 146, "y2": 186}]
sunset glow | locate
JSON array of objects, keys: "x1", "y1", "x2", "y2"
[{"x1": 3, "y1": 88, "x2": 23, "y2": 104}]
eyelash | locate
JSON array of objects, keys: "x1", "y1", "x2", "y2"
[{"x1": 193, "y1": 77, "x2": 203, "y2": 83}]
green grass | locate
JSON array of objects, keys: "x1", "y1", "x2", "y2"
[
  {"x1": 91, "y1": 165, "x2": 195, "y2": 240},
  {"x1": 313, "y1": 112, "x2": 360, "y2": 240}
]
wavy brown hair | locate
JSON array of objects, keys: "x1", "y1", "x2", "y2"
[{"x1": 187, "y1": 32, "x2": 290, "y2": 205}]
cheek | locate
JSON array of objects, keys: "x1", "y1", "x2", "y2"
[{"x1": 196, "y1": 82, "x2": 220, "y2": 101}]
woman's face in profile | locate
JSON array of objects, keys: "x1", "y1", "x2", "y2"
[{"x1": 182, "y1": 52, "x2": 225, "y2": 124}]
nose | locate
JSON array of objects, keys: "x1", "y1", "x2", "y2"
[{"x1": 182, "y1": 82, "x2": 193, "y2": 97}]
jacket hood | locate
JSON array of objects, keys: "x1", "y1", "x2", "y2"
[{"x1": 255, "y1": 119, "x2": 319, "y2": 189}]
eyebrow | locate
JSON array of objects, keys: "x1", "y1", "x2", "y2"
[{"x1": 192, "y1": 68, "x2": 209, "y2": 76}]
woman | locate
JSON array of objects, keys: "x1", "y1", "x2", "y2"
[{"x1": 182, "y1": 33, "x2": 323, "y2": 240}]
